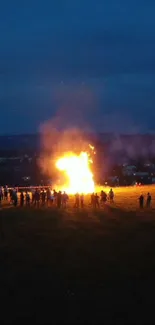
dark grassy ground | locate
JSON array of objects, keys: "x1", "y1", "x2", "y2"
[{"x1": 0, "y1": 206, "x2": 155, "y2": 324}]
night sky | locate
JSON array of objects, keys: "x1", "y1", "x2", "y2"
[{"x1": 0, "y1": 0, "x2": 155, "y2": 134}]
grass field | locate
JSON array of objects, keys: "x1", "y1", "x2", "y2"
[{"x1": 0, "y1": 185, "x2": 155, "y2": 324}]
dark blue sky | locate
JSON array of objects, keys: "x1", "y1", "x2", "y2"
[{"x1": 0, "y1": 0, "x2": 155, "y2": 134}]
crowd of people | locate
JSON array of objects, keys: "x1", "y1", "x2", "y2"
[
  {"x1": 0, "y1": 186, "x2": 153, "y2": 209},
  {"x1": 0, "y1": 186, "x2": 115, "y2": 209}
]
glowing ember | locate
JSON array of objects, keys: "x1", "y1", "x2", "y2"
[{"x1": 56, "y1": 151, "x2": 95, "y2": 194}]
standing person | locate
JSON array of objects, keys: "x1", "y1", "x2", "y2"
[
  {"x1": 75, "y1": 193, "x2": 80, "y2": 208},
  {"x1": 0, "y1": 187, "x2": 3, "y2": 206},
  {"x1": 41, "y1": 189, "x2": 46, "y2": 206},
  {"x1": 80, "y1": 193, "x2": 84, "y2": 208},
  {"x1": 57, "y1": 191, "x2": 62, "y2": 208},
  {"x1": 47, "y1": 188, "x2": 51, "y2": 207},
  {"x1": 26, "y1": 191, "x2": 30, "y2": 207},
  {"x1": 20, "y1": 191, "x2": 24, "y2": 207},
  {"x1": 0, "y1": 187, "x2": 3, "y2": 201},
  {"x1": 34, "y1": 189, "x2": 40, "y2": 208},
  {"x1": 4, "y1": 186, "x2": 8, "y2": 201},
  {"x1": 13, "y1": 191, "x2": 18, "y2": 207},
  {"x1": 53, "y1": 190, "x2": 57, "y2": 206},
  {"x1": 100, "y1": 190, "x2": 104, "y2": 204},
  {"x1": 62, "y1": 191, "x2": 68, "y2": 208},
  {"x1": 9, "y1": 189, "x2": 13, "y2": 204},
  {"x1": 94, "y1": 193, "x2": 100, "y2": 208},
  {"x1": 139, "y1": 194, "x2": 144, "y2": 209},
  {"x1": 50, "y1": 190, "x2": 54, "y2": 206},
  {"x1": 91, "y1": 193, "x2": 95, "y2": 208},
  {"x1": 109, "y1": 188, "x2": 114, "y2": 203},
  {"x1": 146, "y1": 193, "x2": 151, "y2": 208},
  {"x1": 100, "y1": 190, "x2": 107, "y2": 206},
  {"x1": 0, "y1": 189, "x2": 2, "y2": 207},
  {"x1": 31, "y1": 188, "x2": 35, "y2": 205}
]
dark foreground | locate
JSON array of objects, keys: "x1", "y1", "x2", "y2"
[{"x1": 0, "y1": 206, "x2": 155, "y2": 324}]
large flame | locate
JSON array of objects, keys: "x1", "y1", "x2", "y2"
[{"x1": 56, "y1": 149, "x2": 95, "y2": 194}]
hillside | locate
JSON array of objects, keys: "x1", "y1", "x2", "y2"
[{"x1": 0, "y1": 133, "x2": 155, "y2": 151}]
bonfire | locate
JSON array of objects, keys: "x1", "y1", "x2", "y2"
[{"x1": 56, "y1": 145, "x2": 95, "y2": 194}]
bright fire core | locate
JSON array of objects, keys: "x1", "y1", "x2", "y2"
[{"x1": 56, "y1": 151, "x2": 95, "y2": 194}]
